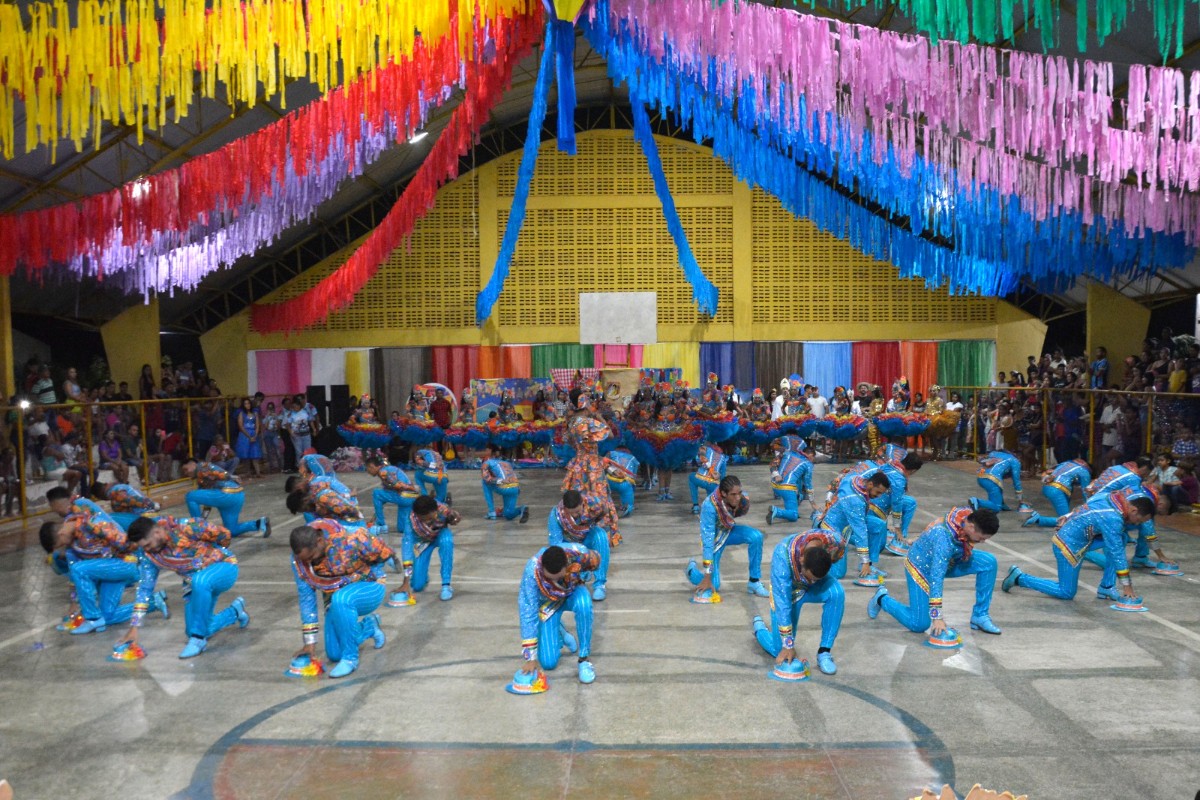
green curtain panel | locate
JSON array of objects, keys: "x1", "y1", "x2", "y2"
[
  {"x1": 531, "y1": 344, "x2": 594, "y2": 377},
  {"x1": 937, "y1": 340, "x2": 996, "y2": 388}
]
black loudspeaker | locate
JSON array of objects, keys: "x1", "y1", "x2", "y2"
[
  {"x1": 305, "y1": 385, "x2": 328, "y2": 427},
  {"x1": 328, "y1": 384, "x2": 351, "y2": 428}
]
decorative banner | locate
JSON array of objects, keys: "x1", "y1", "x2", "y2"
[
  {"x1": 470, "y1": 378, "x2": 556, "y2": 418},
  {"x1": 0, "y1": 0, "x2": 535, "y2": 160},
  {"x1": 250, "y1": 8, "x2": 543, "y2": 333},
  {"x1": 585, "y1": 0, "x2": 1194, "y2": 296}
]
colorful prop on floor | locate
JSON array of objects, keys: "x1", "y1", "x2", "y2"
[
  {"x1": 924, "y1": 628, "x2": 963, "y2": 649},
  {"x1": 0, "y1": 0, "x2": 536, "y2": 159},
  {"x1": 1110, "y1": 597, "x2": 1149, "y2": 613},
  {"x1": 386, "y1": 592, "x2": 417, "y2": 607},
  {"x1": 250, "y1": 9, "x2": 542, "y2": 332},
  {"x1": 56, "y1": 613, "x2": 85, "y2": 632},
  {"x1": 768, "y1": 659, "x2": 811, "y2": 682},
  {"x1": 873, "y1": 413, "x2": 931, "y2": 438},
  {"x1": 284, "y1": 653, "x2": 326, "y2": 678},
  {"x1": 1152, "y1": 563, "x2": 1183, "y2": 576},
  {"x1": 914, "y1": 783, "x2": 1029, "y2": 800},
  {"x1": 505, "y1": 667, "x2": 550, "y2": 695},
  {"x1": 586, "y1": 0, "x2": 1195, "y2": 298},
  {"x1": 107, "y1": 642, "x2": 147, "y2": 662},
  {"x1": 690, "y1": 589, "x2": 722, "y2": 604}
]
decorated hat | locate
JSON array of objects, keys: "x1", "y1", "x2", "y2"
[
  {"x1": 752, "y1": 388, "x2": 764, "y2": 398},
  {"x1": 655, "y1": 381, "x2": 671, "y2": 394},
  {"x1": 779, "y1": 378, "x2": 790, "y2": 390},
  {"x1": 576, "y1": 394, "x2": 593, "y2": 410},
  {"x1": 707, "y1": 372, "x2": 718, "y2": 385},
  {"x1": 789, "y1": 379, "x2": 802, "y2": 390},
  {"x1": 928, "y1": 384, "x2": 942, "y2": 393},
  {"x1": 856, "y1": 381, "x2": 872, "y2": 395},
  {"x1": 640, "y1": 373, "x2": 655, "y2": 388},
  {"x1": 674, "y1": 379, "x2": 689, "y2": 391},
  {"x1": 721, "y1": 384, "x2": 734, "y2": 393}
]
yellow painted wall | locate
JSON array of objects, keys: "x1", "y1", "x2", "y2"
[
  {"x1": 199, "y1": 313, "x2": 250, "y2": 397},
  {"x1": 246, "y1": 130, "x2": 999, "y2": 350},
  {"x1": 1087, "y1": 280, "x2": 1150, "y2": 387},
  {"x1": 994, "y1": 302, "x2": 1048, "y2": 377},
  {"x1": 100, "y1": 297, "x2": 161, "y2": 391}
]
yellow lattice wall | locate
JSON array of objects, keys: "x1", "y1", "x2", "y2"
[{"x1": 245, "y1": 128, "x2": 1005, "y2": 350}]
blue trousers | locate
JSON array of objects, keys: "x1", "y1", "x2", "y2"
[
  {"x1": 411, "y1": 530, "x2": 454, "y2": 591},
  {"x1": 607, "y1": 478, "x2": 635, "y2": 514},
  {"x1": 770, "y1": 486, "x2": 801, "y2": 522},
  {"x1": 1032, "y1": 486, "x2": 1072, "y2": 527},
  {"x1": 867, "y1": 513, "x2": 889, "y2": 564},
  {"x1": 186, "y1": 562, "x2": 240, "y2": 640},
  {"x1": 880, "y1": 550, "x2": 998, "y2": 632},
  {"x1": 372, "y1": 488, "x2": 415, "y2": 535},
  {"x1": 687, "y1": 524, "x2": 764, "y2": 590},
  {"x1": 70, "y1": 558, "x2": 138, "y2": 623},
  {"x1": 972, "y1": 478, "x2": 1007, "y2": 512},
  {"x1": 581, "y1": 528, "x2": 610, "y2": 586},
  {"x1": 482, "y1": 482, "x2": 523, "y2": 519},
  {"x1": 416, "y1": 471, "x2": 449, "y2": 503},
  {"x1": 186, "y1": 489, "x2": 259, "y2": 537},
  {"x1": 759, "y1": 574, "x2": 845, "y2": 654},
  {"x1": 290, "y1": 433, "x2": 312, "y2": 457},
  {"x1": 689, "y1": 474, "x2": 719, "y2": 505},
  {"x1": 1081, "y1": 530, "x2": 1137, "y2": 587},
  {"x1": 325, "y1": 581, "x2": 386, "y2": 665},
  {"x1": 537, "y1": 586, "x2": 593, "y2": 669},
  {"x1": 893, "y1": 495, "x2": 917, "y2": 538},
  {"x1": 1016, "y1": 547, "x2": 1087, "y2": 600}
]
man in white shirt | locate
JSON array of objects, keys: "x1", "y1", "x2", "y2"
[
  {"x1": 771, "y1": 380, "x2": 787, "y2": 421},
  {"x1": 1098, "y1": 397, "x2": 1120, "y2": 461},
  {"x1": 806, "y1": 386, "x2": 829, "y2": 418}
]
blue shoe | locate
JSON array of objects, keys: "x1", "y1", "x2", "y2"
[
  {"x1": 484, "y1": 513, "x2": 497, "y2": 520},
  {"x1": 751, "y1": 615, "x2": 768, "y2": 634},
  {"x1": 561, "y1": 626, "x2": 578, "y2": 654},
  {"x1": 368, "y1": 613, "x2": 385, "y2": 649},
  {"x1": 816, "y1": 651, "x2": 837, "y2": 675},
  {"x1": 691, "y1": 504, "x2": 700, "y2": 515},
  {"x1": 369, "y1": 524, "x2": 387, "y2": 537},
  {"x1": 259, "y1": 517, "x2": 272, "y2": 538},
  {"x1": 592, "y1": 583, "x2": 607, "y2": 602},
  {"x1": 70, "y1": 618, "x2": 107, "y2": 635},
  {"x1": 1017, "y1": 502, "x2": 1034, "y2": 513},
  {"x1": 384, "y1": 557, "x2": 399, "y2": 573},
  {"x1": 685, "y1": 559, "x2": 703, "y2": 585},
  {"x1": 328, "y1": 658, "x2": 358, "y2": 678},
  {"x1": 154, "y1": 590, "x2": 170, "y2": 620},
  {"x1": 1096, "y1": 585, "x2": 1122, "y2": 602},
  {"x1": 440, "y1": 585, "x2": 454, "y2": 601},
  {"x1": 620, "y1": 505, "x2": 633, "y2": 518},
  {"x1": 231, "y1": 596, "x2": 250, "y2": 628},
  {"x1": 747, "y1": 581, "x2": 769, "y2": 597},
  {"x1": 1000, "y1": 504, "x2": 1012, "y2": 512},
  {"x1": 1131, "y1": 555, "x2": 1154, "y2": 569},
  {"x1": 970, "y1": 615, "x2": 1002, "y2": 635},
  {"x1": 1002, "y1": 565, "x2": 1021, "y2": 593},
  {"x1": 578, "y1": 660, "x2": 596, "y2": 684},
  {"x1": 868, "y1": 586, "x2": 887, "y2": 619},
  {"x1": 968, "y1": 497, "x2": 979, "y2": 511},
  {"x1": 519, "y1": 506, "x2": 530, "y2": 524},
  {"x1": 872, "y1": 566, "x2": 889, "y2": 579},
  {"x1": 179, "y1": 636, "x2": 207, "y2": 659},
  {"x1": 1022, "y1": 512, "x2": 1040, "y2": 528},
  {"x1": 664, "y1": 491, "x2": 674, "y2": 501}
]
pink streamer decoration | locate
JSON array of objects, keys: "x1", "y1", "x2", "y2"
[{"x1": 608, "y1": 0, "x2": 1200, "y2": 244}]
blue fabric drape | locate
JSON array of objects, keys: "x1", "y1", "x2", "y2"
[
  {"x1": 699, "y1": 342, "x2": 756, "y2": 396},
  {"x1": 802, "y1": 342, "x2": 853, "y2": 398}
]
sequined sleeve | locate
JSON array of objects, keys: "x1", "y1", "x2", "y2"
[
  {"x1": 769, "y1": 542, "x2": 795, "y2": 642},
  {"x1": 518, "y1": 558, "x2": 541, "y2": 653},
  {"x1": 130, "y1": 554, "x2": 161, "y2": 628},
  {"x1": 698, "y1": 501, "x2": 719, "y2": 565},
  {"x1": 547, "y1": 510, "x2": 565, "y2": 546},
  {"x1": 1099, "y1": 515, "x2": 1132, "y2": 578},
  {"x1": 925, "y1": 535, "x2": 954, "y2": 610},
  {"x1": 401, "y1": 524, "x2": 416, "y2": 570},
  {"x1": 844, "y1": 495, "x2": 869, "y2": 556}
]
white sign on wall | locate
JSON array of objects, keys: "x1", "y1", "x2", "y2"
[{"x1": 579, "y1": 292, "x2": 658, "y2": 345}]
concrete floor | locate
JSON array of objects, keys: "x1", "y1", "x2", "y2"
[{"x1": 1, "y1": 460, "x2": 1198, "y2": 799}]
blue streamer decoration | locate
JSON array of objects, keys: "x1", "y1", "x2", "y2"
[
  {"x1": 475, "y1": 22, "x2": 555, "y2": 326},
  {"x1": 552, "y1": 17, "x2": 578, "y2": 154},
  {"x1": 631, "y1": 92, "x2": 719, "y2": 316},
  {"x1": 583, "y1": 1, "x2": 1193, "y2": 297}
]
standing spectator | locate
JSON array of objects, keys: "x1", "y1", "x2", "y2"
[
  {"x1": 1117, "y1": 404, "x2": 1144, "y2": 462},
  {"x1": 285, "y1": 397, "x2": 314, "y2": 461},
  {"x1": 806, "y1": 385, "x2": 829, "y2": 418},
  {"x1": 430, "y1": 388, "x2": 453, "y2": 429},
  {"x1": 1098, "y1": 394, "x2": 1122, "y2": 463},
  {"x1": 771, "y1": 381, "x2": 786, "y2": 420},
  {"x1": 139, "y1": 364, "x2": 156, "y2": 400},
  {"x1": 1089, "y1": 347, "x2": 1109, "y2": 389},
  {"x1": 61, "y1": 367, "x2": 87, "y2": 407},
  {"x1": 261, "y1": 401, "x2": 282, "y2": 474},
  {"x1": 32, "y1": 366, "x2": 56, "y2": 405},
  {"x1": 22, "y1": 358, "x2": 39, "y2": 393},
  {"x1": 1169, "y1": 359, "x2": 1189, "y2": 393},
  {"x1": 945, "y1": 392, "x2": 965, "y2": 456},
  {"x1": 234, "y1": 397, "x2": 263, "y2": 478},
  {"x1": 193, "y1": 400, "x2": 220, "y2": 462},
  {"x1": 114, "y1": 382, "x2": 133, "y2": 402}
]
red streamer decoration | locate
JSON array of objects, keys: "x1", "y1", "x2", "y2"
[{"x1": 249, "y1": 8, "x2": 543, "y2": 334}]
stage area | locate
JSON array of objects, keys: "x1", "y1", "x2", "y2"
[{"x1": 1, "y1": 461, "x2": 1198, "y2": 799}]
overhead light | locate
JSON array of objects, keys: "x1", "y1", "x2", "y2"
[{"x1": 408, "y1": 131, "x2": 428, "y2": 144}]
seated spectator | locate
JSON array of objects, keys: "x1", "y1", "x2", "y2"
[
  {"x1": 121, "y1": 422, "x2": 146, "y2": 481},
  {"x1": 1172, "y1": 427, "x2": 1200, "y2": 460},
  {"x1": 98, "y1": 428, "x2": 130, "y2": 483},
  {"x1": 1148, "y1": 454, "x2": 1179, "y2": 491},
  {"x1": 206, "y1": 433, "x2": 240, "y2": 475},
  {"x1": 1171, "y1": 459, "x2": 1199, "y2": 511}
]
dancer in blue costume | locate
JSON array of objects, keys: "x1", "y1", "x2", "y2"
[
  {"x1": 752, "y1": 529, "x2": 845, "y2": 675},
  {"x1": 868, "y1": 507, "x2": 1002, "y2": 635},
  {"x1": 366, "y1": 456, "x2": 421, "y2": 535},
  {"x1": 548, "y1": 490, "x2": 611, "y2": 601},
  {"x1": 968, "y1": 450, "x2": 1024, "y2": 513},
  {"x1": 93, "y1": 481, "x2": 160, "y2": 531},
  {"x1": 121, "y1": 515, "x2": 248, "y2": 659},
  {"x1": 603, "y1": 447, "x2": 640, "y2": 518},
  {"x1": 689, "y1": 442, "x2": 728, "y2": 514},
  {"x1": 813, "y1": 472, "x2": 890, "y2": 581},
  {"x1": 182, "y1": 459, "x2": 270, "y2": 538},
  {"x1": 1084, "y1": 457, "x2": 1153, "y2": 499},
  {"x1": 290, "y1": 520, "x2": 390, "y2": 678},
  {"x1": 518, "y1": 544, "x2": 601, "y2": 684},
  {"x1": 874, "y1": 451, "x2": 923, "y2": 554},
  {"x1": 1002, "y1": 494, "x2": 1155, "y2": 603},
  {"x1": 685, "y1": 476, "x2": 769, "y2": 599},
  {"x1": 481, "y1": 443, "x2": 529, "y2": 522},
  {"x1": 766, "y1": 444, "x2": 813, "y2": 525},
  {"x1": 413, "y1": 447, "x2": 450, "y2": 503},
  {"x1": 1023, "y1": 457, "x2": 1092, "y2": 528},
  {"x1": 1081, "y1": 485, "x2": 1178, "y2": 577},
  {"x1": 389, "y1": 495, "x2": 461, "y2": 603}
]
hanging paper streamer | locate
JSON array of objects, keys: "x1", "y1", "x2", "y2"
[
  {"x1": 476, "y1": 23, "x2": 556, "y2": 326},
  {"x1": 630, "y1": 92, "x2": 718, "y2": 316},
  {"x1": 0, "y1": 0, "x2": 535, "y2": 160},
  {"x1": 251, "y1": 8, "x2": 543, "y2": 333},
  {"x1": 552, "y1": 16, "x2": 579, "y2": 154}
]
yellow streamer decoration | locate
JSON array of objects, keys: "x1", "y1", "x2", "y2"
[{"x1": 0, "y1": 0, "x2": 534, "y2": 161}]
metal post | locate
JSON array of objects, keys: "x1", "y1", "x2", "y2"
[
  {"x1": 84, "y1": 404, "x2": 93, "y2": 476},
  {"x1": 15, "y1": 406, "x2": 25, "y2": 518},
  {"x1": 1042, "y1": 387, "x2": 1051, "y2": 470},
  {"x1": 186, "y1": 398, "x2": 195, "y2": 458},
  {"x1": 1087, "y1": 390, "x2": 1096, "y2": 466},
  {"x1": 1145, "y1": 393, "x2": 1155, "y2": 454},
  {"x1": 139, "y1": 402, "x2": 149, "y2": 486}
]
